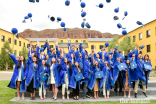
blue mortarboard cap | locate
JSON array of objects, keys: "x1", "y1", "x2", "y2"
[
  {"x1": 83, "y1": 18, "x2": 86, "y2": 21},
  {"x1": 117, "y1": 23, "x2": 122, "y2": 29},
  {"x1": 113, "y1": 16, "x2": 119, "y2": 21},
  {"x1": 40, "y1": 48, "x2": 44, "y2": 52},
  {"x1": 24, "y1": 16, "x2": 29, "y2": 19},
  {"x1": 36, "y1": 0, "x2": 39, "y2": 2},
  {"x1": 57, "y1": 17, "x2": 62, "y2": 22},
  {"x1": 122, "y1": 30, "x2": 127, "y2": 35},
  {"x1": 96, "y1": 3, "x2": 103, "y2": 8},
  {"x1": 85, "y1": 23, "x2": 91, "y2": 29},
  {"x1": 105, "y1": 42, "x2": 109, "y2": 47},
  {"x1": 106, "y1": 0, "x2": 111, "y2": 3},
  {"x1": 62, "y1": 27, "x2": 66, "y2": 31},
  {"x1": 136, "y1": 21, "x2": 144, "y2": 28},
  {"x1": 11, "y1": 28, "x2": 18, "y2": 34},
  {"x1": 81, "y1": 22, "x2": 85, "y2": 28},
  {"x1": 65, "y1": 0, "x2": 70, "y2": 6},
  {"x1": 28, "y1": 13, "x2": 32, "y2": 22},
  {"x1": 141, "y1": 45, "x2": 145, "y2": 49},
  {"x1": 50, "y1": 17, "x2": 55, "y2": 22},
  {"x1": 122, "y1": 11, "x2": 128, "y2": 20},
  {"x1": 109, "y1": 52, "x2": 113, "y2": 55},
  {"x1": 114, "y1": 7, "x2": 119, "y2": 13},
  {"x1": 81, "y1": 11, "x2": 86, "y2": 17},
  {"x1": 114, "y1": 47, "x2": 117, "y2": 50},
  {"x1": 29, "y1": 0, "x2": 35, "y2": 2},
  {"x1": 61, "y1": 22, "x2": 65, "y2": 27},
  {"x1": 81, "y1": 2, "x2": 86, "y2": 8}
]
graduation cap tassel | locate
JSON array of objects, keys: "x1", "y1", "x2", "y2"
[
  {"x1": 142, "y1": 24, "x2": 145, "y2": 28},
  {"x1": 81, "y1": 9, "x2": 83, "y2": 12},
  {"x1": 16, "y1": 34, "x2": 19, "y2": 39},
  {"x1": 48, "y1": 15, "x2": 50, "y2": 18},
  {"x1": 122, "y1": 17, "x2": 125, "y2": 20},
  {"x1": 22, "y1": 20, "x2": 26, "y2": 23},
  {"x1": 96, "y1": 5, "x2": 98, "y2": 7},
  {"x1": 122, "y1": 27, "x2": 126, "y2": 29}
]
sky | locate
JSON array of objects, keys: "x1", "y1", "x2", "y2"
[{"x1": 0, "y1": 0, "x2": 156, "y2": 35}]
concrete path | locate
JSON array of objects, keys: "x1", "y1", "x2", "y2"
[
  {"x1": 0, "y1": 71, "x2": 13, "y2": 81},
  {"x1": 10, "y1": 95, "x2": 156, "y2": 103}
]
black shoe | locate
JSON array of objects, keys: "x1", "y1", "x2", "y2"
[
  {"x1": 143, "y1": 92, "x2": 147, "y2": 97},
  {"x1": 135, "y1": 93, "x2": 137, "y2": 98},
  {"x1": 115, "y1": 92, "x2": 118, "y2": 96}
]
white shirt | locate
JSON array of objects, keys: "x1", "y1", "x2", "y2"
[{"x1": 18, "y1": 62, "x2": 23, "y2": 81}]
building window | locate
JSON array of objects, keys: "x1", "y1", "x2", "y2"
[
  {"x1": 41, "y1": 45, "x2": 44, "y2": 48},
  {"x1": 147, "y1": 45, "x2": 150, "y2": 52},
  {"x1": 99, "y1": 45, "x2": 103, "y2": 49},
  {"x1": 83, "y1": 40, "x2": 86, "y2": 43},
  {"x1": 133, "y1": 36, "x2": 136, "y2": 42},
  {"x1": 27, "y1": 44, "x2": 29, "y2": 48},
  {"x1": 147, "y1": 30, "x2": 150, "y2": 38},
  {"x1": 14, "y1": 50, "x2": 17, "y2": 56},
  {"x1": 19, "y1": 41, "x2": 21, "y2": 46},
  {"x1": 91, "y1": 45, "x2": 95, "y2": 49},
  {"x1": 24, "y1": 43, "x2": 25, "y2": 47},
  {"x1": 14, "y1": 40, "x2": 17, "y2": 45},
  {"x1": 75, "y1": 40, "x2": 78, "y2": 43},
  {"x1": 1, "y1": 35, "x2": 5, "y2": 42},
  {"x1": 61, "y1": 40, "x2": 63, "y2": 43},
  {"x1": 50, "y1": 45, "x2": 53, "y2": 48},
  {"x1": 8, "y1": 37, "x2": 11, "y2": 44},
  {"x1": 139, "y1": 33, "x2": 142, "y2": 40}
]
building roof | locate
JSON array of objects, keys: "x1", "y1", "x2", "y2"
[
  {"x1": 58, "y1": 43, "x2": 88, "y2": 47},
  {"x1": 87, "y1": 38, "x2": 113, "y2": 42},
  {"x1": 26, "y1": 38, "x2": 59, "y2": 42}
]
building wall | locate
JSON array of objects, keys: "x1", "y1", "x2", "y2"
[
  {"x1": 118, "y1": 20, "x2": 156, "y2": 69},
  {"x1": 0, "y1": 29, "x2": 29, "y2": 56}
]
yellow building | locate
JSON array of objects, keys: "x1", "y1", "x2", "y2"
[
  {"x1": 0, "y1": 28, "x2": 29, "y2": 56},
  {"x1": 118, "y1": 19, "x2": 156, "y2": 69}
]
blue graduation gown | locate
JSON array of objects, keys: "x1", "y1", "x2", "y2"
[
  {"x1": 7, "y1": 54, "x2": 26, "y2": 92},
  {"x1": 25, "y1": 63, "x2": 39, "y2": 88},
  {"x1": 113, "y1": 61, "x2": 120, "y2": 82},
  {"x1": 47, "y1": 43, "x2": 56, "y2": 58},
  {"x1": 48, "y1": 63, "x2": 61, "y2": 87},
  {"x1": 100, "y1": 66, "x2": 112, "y2": 90},
  {"x1": 121, "y1": 65, "x2": 132, "y2": 87},
  {"x1": 69, "y1": 65, "x2": 81, "y2": 89},
  {"x1": 39, "y1": 66, "x2": 49, "y2": 89}
]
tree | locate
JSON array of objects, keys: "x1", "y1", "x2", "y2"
[
  {"x1": 0, "y1": 41, "x2": 14, "y2": 70},
  {"x1": 118, "y1": 36, "x2": 136, "y2": 53},
  {"x1": 108, "y1": 36, "x2": 119, "y2": 51},
  {"x1": 20, "y1": 46, "x2": 28, "y2": 60}
]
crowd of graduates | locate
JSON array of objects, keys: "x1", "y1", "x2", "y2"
[{"x1": 5, "y1": 38, "x2": 152, "y2": 101}]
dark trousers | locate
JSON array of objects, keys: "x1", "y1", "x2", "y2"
[
  {"x1": 73, "y1": 82, "x2": 79, "y2": 97},
  {"x1": 132, "y1": 81, "x2": 135, "y2": 89},
  {"x1": 145, "y1": 71, "x2": 149, "y2": 89},
  {"x1": 82, "y1": 83, "x2": 88, "y2": 97},
  {"x1": 87, "y1": 88, "x2": 92, "y2": 96},
  {"x1": 114, "y1": 71, "x2": 123, "y2": 93}
]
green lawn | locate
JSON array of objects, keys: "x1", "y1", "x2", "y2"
[{"x1": 0, "y1": 80, "x2": 156, "y2": 104}]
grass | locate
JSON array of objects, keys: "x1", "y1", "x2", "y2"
[{"x1": 0, "y1": 80, "x2": 156, "y2": 104}]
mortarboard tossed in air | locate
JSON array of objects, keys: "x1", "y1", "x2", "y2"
[
  {"x1": 61, "y1": 22, "x2": 66, "y2": 31},
  {"x1": 22, "y1": 16, "x2": 29, "y2": 23},
  {"x1": 81, "y1": 11, "x2": 86, "y2": 17},
  {"x1": 81, "y1": 22, "x2": 85, "y2": 28},
  {"x1": 136, "y1": 21, "x2": 144, "y2": 28},
  {"x1": 117, "y1": 23, "x2": 126, "y2": 29},
  {"x1": 65, "y1": 0, "x2": 70, "y2": 6},
  {"x1": 113, "y1": 16, "x2": 119, "y2": 21},
  {"x1": 122, "y1": 30, "x2": 127, "y2": 35},
  {"x1": 11, "y1": 28, "x2": 18, "y2": 39},
  {"x1": 105, "y1": 42, "x2": 109, "y2": 47},
  {"x1": 28, "y1": 13, "x2": 32, "y2": 22},
  {"x1": 122, "y1": 11, "x2": 128, "y2": 20},
  {"x1": 96, "y1": 3, "x2": 103, "y2": 8},
  {"x1": 80, "y1": 2, "x2": 86, "y2": 8},
  {"x1": 57, "y1": 17, "x2": 62, "y2": 22},
  {"x1": 141, "y1": 45, "x2": 145, "y2": 49},
  {"x1": 114, "y1": 7, "x2": 119, "y2": 13},
  {"x1": 36, "y1": 0, "x2": 39, "y2": 2},
  {"x1": 106, "y1": 0, "x2": 111, "y2": 3},
  {"x1": 50, "y1": 16, "x2": 55, "y2": 22},
  {"x1": 29, "y1": 0, "x2": 35, "y2": 3},
  {"x1": 85, "y1": 22, "x2": 91, "y2": 29}
]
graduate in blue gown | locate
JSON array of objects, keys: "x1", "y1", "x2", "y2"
[
  {"x1": 134, "y1": 45, "x2": 147, "y2": 98},
  {"x1": 143, "y1": 54, "x2": 152, "y2": 89},
  {"x1": 25, "y1": 47, "x2": 39, "y2": 100},
  {"x1": 122, "y1": 57, "x2": 132, "y2": 98},
  {"x1": 100, "y1": 51, "x2": 113, "y2": 99},
  {"x1": 48, "y1": 57, "x2": 61, "y2": 100},
  {"x1": 5, "y1": 49, "x2": 26, "y2": 100},
  {"x1": 69, "y1": 55, "x2": 83, "y2": 100},
  {"x1": 38, "y1": 59, "x2": 49, "y2": 100},
  {"x1": 60, "y1": 52, "x2": 72, "y2": 100},
  {"x1": 47, "y1": 39, "x2": 56, "y2": 58}
]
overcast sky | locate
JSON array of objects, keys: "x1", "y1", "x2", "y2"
[{"x1": 0, "y1": 0, "x2": 156, "y2": 35}]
